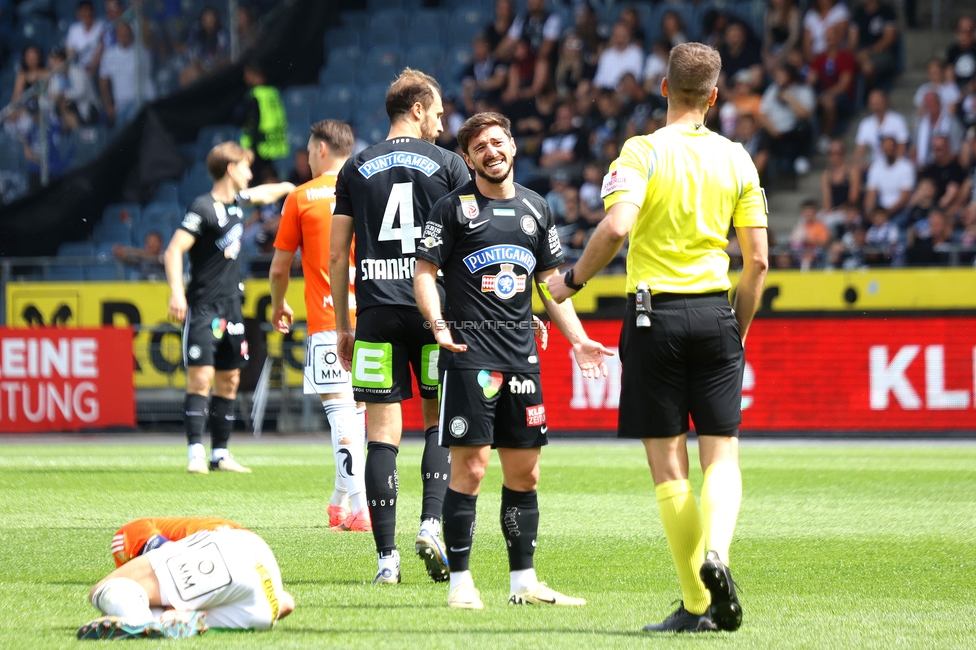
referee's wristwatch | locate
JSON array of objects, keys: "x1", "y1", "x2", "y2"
[{"x1": 564, "y1": 268, "x2": 586, "y2": 292}]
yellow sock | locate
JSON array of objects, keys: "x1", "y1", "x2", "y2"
[
  {"x1": 701, "y1": 460, "x2": 742, "y2": 565},
  {"x1": 655, "y1": 479, "x2": 709, "y2": 615}
]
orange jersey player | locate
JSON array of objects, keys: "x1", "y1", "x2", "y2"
[
  {"x1": 111, "y1": 516, "x2": 245, "y2": 567},
  {"x1": 269, "y1": 120, "x2": 370, "y2": 533}
]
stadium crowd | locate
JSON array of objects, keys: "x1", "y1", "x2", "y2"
[
  {"x1": 2, "y1": 0, "x2": 976, "y2": 272},
  {"x1": 0, "y1": 0, "x2": 273, "y2": 197}
]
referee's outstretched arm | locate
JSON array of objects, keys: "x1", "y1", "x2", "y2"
[
  {"x1": 732, "y1": 226, "x2": 769, "y2": 344},
  {"x1": 546, "y1": 201, "x2": 638, "y2": 304}
]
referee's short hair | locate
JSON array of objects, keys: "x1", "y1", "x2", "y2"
[
  {"x1": 206, "y1": 142, "x2": 254, "y2": 181},
  {"x1": 386, "y1": 68, "x2": 441, "y2": 123},
  {"x1": 666, "y1": 42, "x2": 722, "y2": 111},
  {"x1": 309, "y1": 119, "x2": 354, "y2": 158},
  {"x1": 456, "y1": 112, "x2": 512, "y2": 155}
]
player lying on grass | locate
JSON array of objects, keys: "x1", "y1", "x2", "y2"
[
  {"x1": 79, "y1": 528, "x2": 294, "y2": 639},
  {"x1": 110, "y1": 516, "x2": 245, "y2": 566}
]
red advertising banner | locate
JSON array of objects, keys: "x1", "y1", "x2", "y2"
[
  {"x1": 402, "y1": 317, "x2": 976, "y2": 433},
  {"x1": 0, "y1": 328, "x2": 135, "y2": 432}
]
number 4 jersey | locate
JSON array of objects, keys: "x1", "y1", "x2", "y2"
[{"x1": 334, "y1": 137, "x2": 470, "y2": 311}]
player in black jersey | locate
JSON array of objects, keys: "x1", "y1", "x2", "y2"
[
  {"x1": 414, "y1": 113, "x2": 613, "y2": 609},
  {"x1": 164, "y1": 142, "x2": 293, "y2": 475},
  {"x1": 330, "y1": 69, "x2": 470, "y2": 585}
]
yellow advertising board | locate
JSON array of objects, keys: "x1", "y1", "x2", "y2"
[{"x1": 7, "y1": 268, "x2": 976, "y2": 387}]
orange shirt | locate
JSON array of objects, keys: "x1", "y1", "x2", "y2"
[
  {"x1": 111, "y1": 517, "x2": 245, "y2": 566},
  {"x1": 274, "y1": 172, "x2": 356, "y2": 334}
]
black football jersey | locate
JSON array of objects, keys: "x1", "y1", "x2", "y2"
[
  {"x1": 416, "y1": 181, "x2": 564, "y2": 372},
  {"x1": 178, "y1": 191, "x2": 249, "y2": 305},
  {"x1": 334, "y1": 137, "x2": 470, "y2": 311}
]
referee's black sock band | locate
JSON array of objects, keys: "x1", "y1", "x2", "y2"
[
  {"x1": 442, "y1": 488, "x2": 477, "y2": 573},
  {"x1": 365, "y1": 442, "x2": 399, "y2": 554},
  {"x1": 501, "y1": 486, "x2": 539, "y2": 572},
  {"x1": 184, "y1": 394, "x2": 208, "y2": 446},
  {"x1": 420, "y1": 425, "x2": 451, "y2": 522},
  {"x1": 208, "y1": 396, "x2": 235, "y2": 450}
]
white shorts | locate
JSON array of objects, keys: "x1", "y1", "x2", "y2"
[
  {"x1": 149, "y1": 529, "x2": 284, "y2": 630},
  {"x1": 304, "y1": 330, "x2": 352, "y2": 395}
]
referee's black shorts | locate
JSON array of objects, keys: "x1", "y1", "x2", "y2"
[{"x1": 618, "y1": 291, "x2": 744, "y2": 439}]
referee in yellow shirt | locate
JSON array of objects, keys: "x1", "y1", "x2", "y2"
[{"x1": 548, "y1": 43, "x2": 768, "y2": 633}]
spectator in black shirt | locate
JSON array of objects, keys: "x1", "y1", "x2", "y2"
[
  {"x1": 906, "y1": 208, "x2": 954, "y2": 266},
  {"x1": 920, "y1": 135, "x2": 967, "y2": 214},
  {"x1": 947, "y1": 16, "x2": 976, "y2": 95},
  {"x1": 484, "y1": 0, "x2": 515, "y2": 59},
  {"x1": 462, "y1": 33, "x2": 508, "y2": 109},
  {"x1": 718, "y1": 21, "x2": 763, "y2": 96},
  {"x1": 734, "y1": 113, "x2": 772, "y2": 180},
  {"x1": 849, "y1": 0, "x2": 898, "y2": 89},
  {"x1": 536, "y1": 101, "x2": 587, "y2": 180}
]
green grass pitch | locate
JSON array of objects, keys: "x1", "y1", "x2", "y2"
[{"x1": 1, "y1": 439, "x2": 975, "y2": 649}]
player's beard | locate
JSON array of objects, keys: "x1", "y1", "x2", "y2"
[
  {"x1": 420, "y1": 115, "x2": 438, "y2": 143},
  {"x1": 474, "y1": 156, "x2": 513, "y2": 185}
]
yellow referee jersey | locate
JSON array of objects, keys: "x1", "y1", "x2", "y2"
[{"x1": 602, "y1": 123, "x2": 767, "y2": 294}]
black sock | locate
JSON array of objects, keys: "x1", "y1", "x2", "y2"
[
  {"x1": 442, "y1": 488, "x2": 478, "y2": 573},
  {"x1": 501, "y1": 486, "x2": 539, "y2": 572},
  {"x1": 420, "y1": 425, "x2": 451, "y2": 522},
  {"x1": 365, "y1": 441, "x2": 399, "y2": 554},
  {"x1": 208, "y1": 396, "x2": 235, "y2": 450},
  {"x1": 184, "y1": 394, "x2": 208, "y2": 446}
]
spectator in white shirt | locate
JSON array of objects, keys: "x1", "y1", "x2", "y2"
[
  {"x1": 913, "y1": 58, "x2": 961, "y2": 116},
  {"x1": 98, "y1": 22, "x2": 156, "y2": 127},
  {"x1": 65, "y1": 0, "x2": 106, "y2": 75},
  {"x1": 803, "y1": 0, "x2": 849, "y2": 60},
  {"x1": 854, "y1": 88, "x2": 909, "y2": 169},
  {"x1": 864, "y1": 135, "x2": 915, "y2": 226},
  {"x1": 910, "y1": 92, "x2": 965, "y2": 167},
  {"x1": 592, "y1": 22, "x2": 644, "y2": 91}
]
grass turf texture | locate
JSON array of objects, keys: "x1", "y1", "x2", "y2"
[{"x1": 1, "y1": 440, "x2": 974, "y2": 649}]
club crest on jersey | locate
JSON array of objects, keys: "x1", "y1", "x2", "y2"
[
  {"x1": 482, "y1": 263, "x2": 527, "y2": 300},
  {"x1": 520, "y1": 215, "x2": 537, "y2": 235},
  {"x1": 459, "y1": 194, "x2": 479, "y2": 219}
]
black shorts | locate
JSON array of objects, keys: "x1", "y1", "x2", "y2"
[
  {"x1": 438, "y1": 369, "x2": 548, "y2": 449},
  {"x1": 351, "y1": 306, "x2": 439, "y2": 403},
  {"x1": 183, "y1": 298, "x2": 248, "y2": 371},
  {"x1": 618, "y1": 292, "x2": 743, "y2": 439}
]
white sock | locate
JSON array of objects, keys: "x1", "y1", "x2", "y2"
[
  {"x1": 329, "y1": 489, "x2": 348, "y2": 508},
  {"x1": 419, "y1": 517, "x2": 440, "y2": 537},
  {"x1": 210, "y1": 447, "x2": 228, "y2": 463},
  {"x1": 323, "y1": 398, "x2": 367, "y2": 513},
  {"x1": 510, "y1": 568, "x2": 539, "y2": 593},
  {"x1": 91, "y1": 578, "x2": 154, "y2": 625},
  {"x1": 187, "y1": 443, "x2": 205, "y2": 462},
  {"x1": 449, "y1": 570, "x2": 473, "y2": 592}
]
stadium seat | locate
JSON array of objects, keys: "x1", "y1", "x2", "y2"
[
  {"x1": 151, "y1": 181, "x2": 180, "y2": 205},
  {"x1": 320, "y1": 83, "x2": 357, "y2": 122},
  {"x1": 355, "y1": 83, "x2": 392, "y2": 125},
  {"x1": 408, "y1": 10, "x2": 447, "y2": 46},
  {"x1": 94, "y1": 203, "x2": 139, "y2": 245},
  {"x1": 282, "y1": 85, "x2": 320, "y2": 127},
  {"x1": 323, "y1": 27, "x2": 360, "y2": 52},
  {"x1": 367, "y1": 11, "x2": 407, "y2": 49},
  {"x1": 356, "y1": 116, "x2": 390, "y2": 146},
  {"x1": 45, "y1": 264, "x2": 86, "y2": 281},
  {"x1": 17, "y1": 17, "x2": 54, "y2": 52},
  {"x1": 321, "y1": 46, "x2": 362, "y2": 84},
  {"x1": 448, "y1": 7, "x2": 488, "y2": 48},
  {"x1": 84, "y1": 263, "x2": 121, "y2": 281},
  {"x1": 0, "y1": 133, "x2": 27, "y2": 175},
  {"x1": 361, "y1": 48, "x2": 402, "y2": 85},
  {"x1": 195, "y1": 124, "x2": 241, "y2": 162},
  {"x1": 652, "y1": 2, "x2": 697, "y2": 44},
  {"x1": 443, "y1": 45, "x2": 474, "y2": 82},
  {"x1": 179, "y1": 162, "x2": 212, "y2": 206},
  {"x1": 141, "y1": 200, "x2": 182, "y2": 230},
  {"x1": 338, "y1": 10, "x2": 369, "y2": 32},
  {"x1": 367, "y1": 0, "x2": 404, "y2": 11},
  {"x1": 69, "y1": 125, "x2": 108, "y2": 170},
  {"x1": 731, "y1": 0, "x2": 764, "y2": 39},
  {"x1": 57, "y1": 241, "x2": 96, "y2": 258},
  {"x1": 286, "y1": 123, "x2": 309, "y2": 157},
  {"x1": 403, "y1": 45, "x2": 444, "y2": 78}
]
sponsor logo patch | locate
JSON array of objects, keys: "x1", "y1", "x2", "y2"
[
  {"x1": 600, "y1": 168, "x2": 642, "y2": 198},
  {"x1": 181, "y1": 212, "x2": 203, "y2": 234},
  {"x1": 477, "y1": 370, "x2": 503, "y2": 398},
  {"x1": 358, "y1": 152, "x2": 441, "y2": 179},
  {"x1": 460, "y1": 194, "x2": 479, "y2": 219},
  {"x1": 493, "y1": 208, "x2": 516, "y2": 216},
  {"x1": 547, "y1": 226, "x2": 560, "y2": 256},
  {"x1": 211, "y1": 318, "x2": 226, "y2": 339},
  {"x1": 526, "y1": 404, "x2": 546, "y2": 426},
  {"x1": 481, "y1": 263, "x2": 527, "y2": 300},
  {"x1": 463, "y1": 245, "x2": 536, "y2": 274}
]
